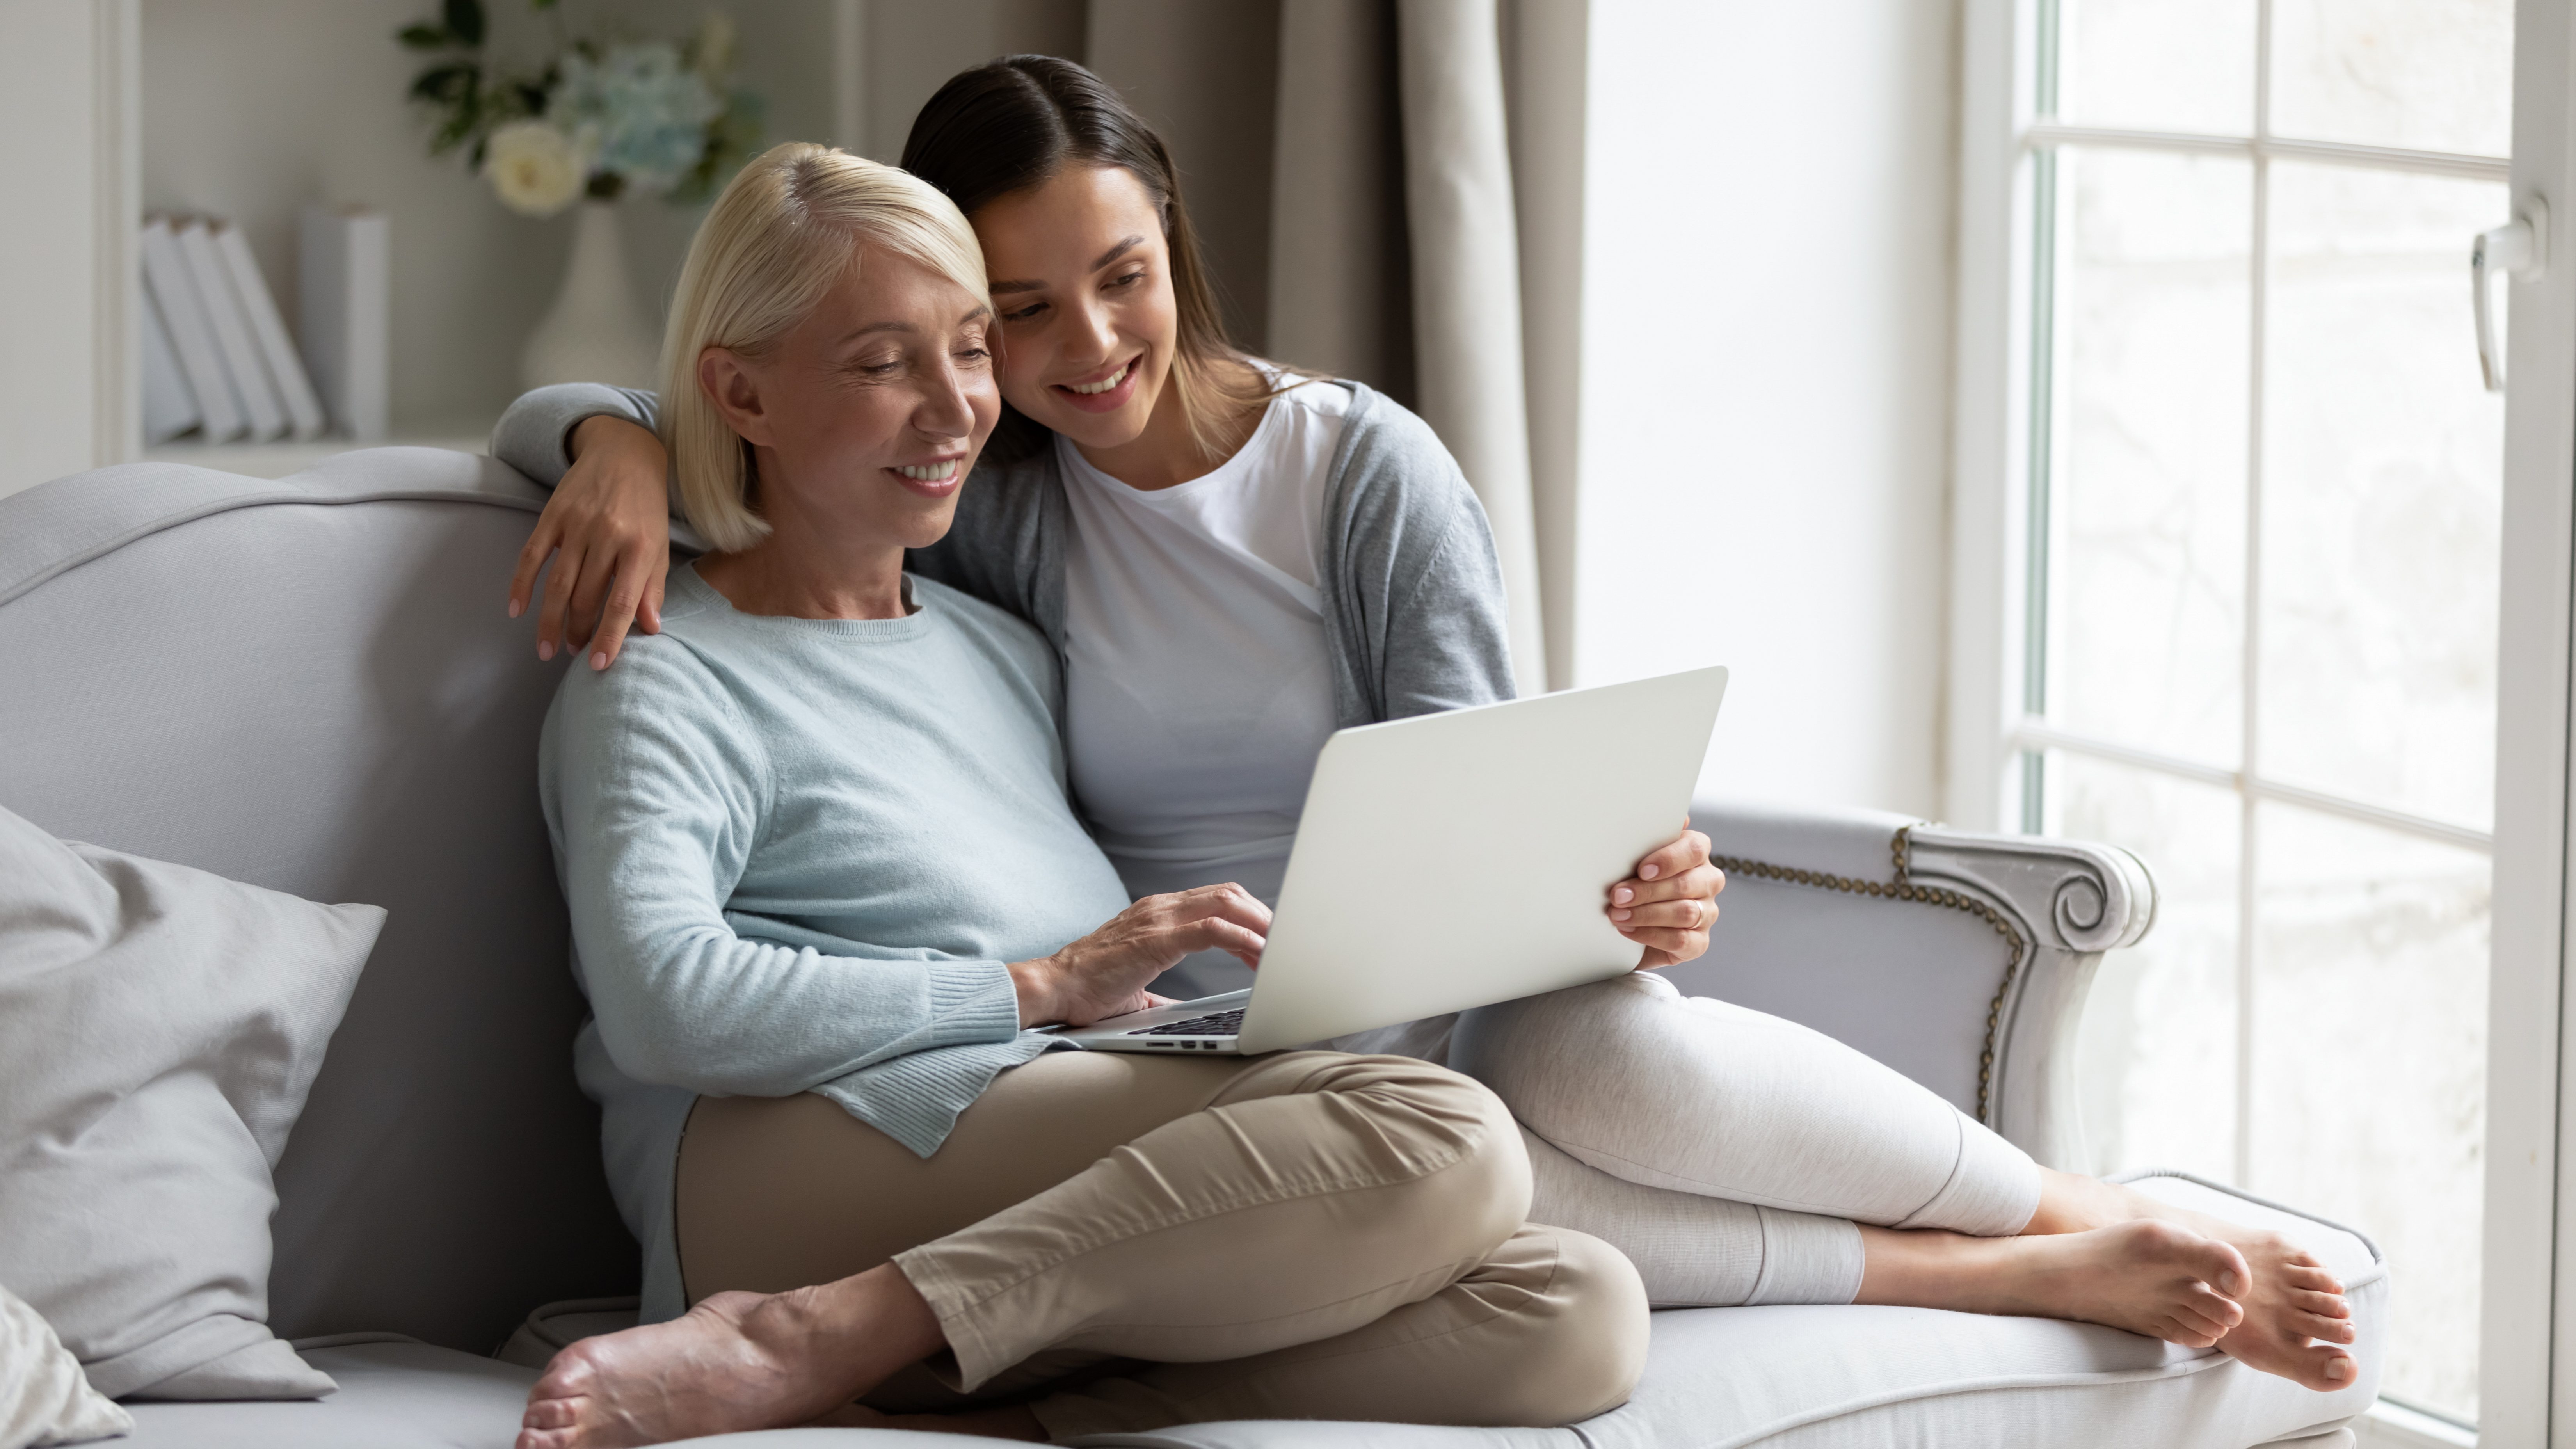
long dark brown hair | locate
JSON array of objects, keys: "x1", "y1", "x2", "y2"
[{"x1": 901, "y1": 54, "x2": 1282, "y2": 466}]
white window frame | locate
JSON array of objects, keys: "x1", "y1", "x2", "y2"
[{"x1": 1945, "y1": 0, "x2": 2576, "y2": 1437}]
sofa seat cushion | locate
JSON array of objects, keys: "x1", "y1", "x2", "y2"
[
  {"x1": 121, "y1": 1175, "x2": 2380, "y2": 1449},
  {"x1": 119, "y1": 1340, "x2": 536, "y2": 1449}
]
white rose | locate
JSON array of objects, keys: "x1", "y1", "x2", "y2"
[{"x1": 483, "y1": 121, "x2": 589, "y2": 218}]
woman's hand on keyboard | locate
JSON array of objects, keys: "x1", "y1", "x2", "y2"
[
  {"x1": 1608, "y1": 826, "x2": 1724, "y2": 971},
  {"x1": 1009, "y1": 884, "x2": 1270, "y2": 1027}
]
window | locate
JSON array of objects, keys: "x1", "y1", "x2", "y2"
[{"x1": 2001, "y1": 0, "x2": 2512, "y2": 1426}]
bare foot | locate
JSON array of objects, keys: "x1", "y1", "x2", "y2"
[
  {"x1": 517, "y1": 1264, "x2": 945, "y2": 1449},
  {"x1": 2162, "y1": 1212, "x2": 2356, "y2": 1390},
  {"x1": 1862, "y1": 1218, "x2": 2248, "y2": 1348},
  {"x1": 810, "y1": 1400, "x2": 1047, "y2": 1440},
  {"x1": 2030, "y1": 1171, "x2": 2359, "y2": 1391}
]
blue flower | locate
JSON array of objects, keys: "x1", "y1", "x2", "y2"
[{"x1": 553, "y1": 43, "x2": 723, "y2": 194}]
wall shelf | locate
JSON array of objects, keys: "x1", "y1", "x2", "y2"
[{"x1": 144, "y1": 422, "x2": 496, "y2": 481}]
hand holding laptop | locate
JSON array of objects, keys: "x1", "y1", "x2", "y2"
[{"x1": 1605, "y1": 822, "x2": 1726, "y2": 969}]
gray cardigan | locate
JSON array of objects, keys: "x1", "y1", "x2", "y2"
[{"x1": 489, "y1": 380, "x2": 1519, "y2": 729}]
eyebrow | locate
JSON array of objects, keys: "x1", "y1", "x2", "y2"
[
  {"x1": 832, "y1": 304, "x2": 992, "y2": 345},
  {"x1": 987, "y1": 236, "x2": 1146, "y2": 296}
]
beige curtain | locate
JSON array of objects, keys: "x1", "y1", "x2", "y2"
[{"x1": 1266, "y1": 0, "x2": 1584, "y2": 693}]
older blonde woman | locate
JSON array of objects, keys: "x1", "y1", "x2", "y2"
[{"x1": 520, "y1": 142, "x2": 2355, "y2": 1449}]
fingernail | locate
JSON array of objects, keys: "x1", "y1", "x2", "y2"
[
  {"x1": 1612, "y1": 908, "x2": 1632, "y2": 921},
  {"x1": 1613, "y1": 886, "x2": 1634, "y2": 904},
  {"x1": 538, "y1": 641, "x2": 553, "y2": 661},
  {"x1": 508, "y1": 600, "x2": 523, "y2": 619},
  {"x1": 591, "y1": 652, "x2": 609, "y2": 671},
  {"x1": 2325, "y1": 1358, "x2": 2352, "y2": 1380},
  {"x1": 1641, "y1": 864, "x2": 1659, "y2": 880}
]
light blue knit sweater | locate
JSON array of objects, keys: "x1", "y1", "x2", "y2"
[{"x1": 539, "y1": 564, "x2": 1132, "y2": 1318}]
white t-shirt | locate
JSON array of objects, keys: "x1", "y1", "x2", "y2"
[{"x1": 1058, "y1": 378, "x2": 1350, "y2": 916}]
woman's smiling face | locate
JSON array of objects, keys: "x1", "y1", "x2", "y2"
[
  {"x1": 700, "y1": 245, "x2": 1000, "y2": 551},
  {"x1": 970, "y1": 164, "x2": 1177, "y2": 452}
]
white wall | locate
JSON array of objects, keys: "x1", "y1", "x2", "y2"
[{"x1": 1575, "y1": 0, "x2": 1960, "y2": 817}]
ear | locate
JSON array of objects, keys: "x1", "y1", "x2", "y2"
[{"x1": 697, "y1": 347, "x2": 777, "y2": 448}]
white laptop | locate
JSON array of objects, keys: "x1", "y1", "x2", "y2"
[{"x1": 1053, "y1": 665, "x2": 1729, "y2": 1055}]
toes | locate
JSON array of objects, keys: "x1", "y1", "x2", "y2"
[
  {"x1": 2204, "y1": 1241, "x2": 2251, "y2": 1298},
  {"x1": 2159, "y1": 1316, "x2": 2223, "y2": 1349},
  {"x1": 523, "y1": 1396, "x2": 582, "y2": 1430},
  {"x1": 2262, "y1": 1339, "x2": 2360, "y2": 1392},
  {"x1": 2288, "y1": 1287, "x2": 2349, "y2": 1318},
  {"x1": 2172, "y1": 1305, "x2": 2234, "y2": 1345},
  {"x1": 2306, "y1": 1345, "x2": 2359, "y2": 1390},
  {"x1": 2280, "y1": 1262, "x2": 2345, "y2": 1294},
  {"x1": 2186, "y1": 1286, "x2": 2245, "y2": 1332},
  {"x1": 2294, "y1": 1310, "x2": 2359, "y2": 1344}
]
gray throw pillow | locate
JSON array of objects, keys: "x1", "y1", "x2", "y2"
[{"x1": 0, "y1": 804, "x2": 382, "y2": 1401}]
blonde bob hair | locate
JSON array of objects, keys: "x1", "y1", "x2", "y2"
[{"x1": 660, "y1": 142, "x2": 990, "y2": 553}]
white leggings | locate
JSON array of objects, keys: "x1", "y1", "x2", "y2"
[{"x1": 1340, "y1": 972, "x2": 2041, "y2": 1307}]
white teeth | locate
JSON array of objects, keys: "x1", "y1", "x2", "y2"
[
  {"x1": 1067, "y1": 363, "x2": 1130, "y2": 395},
  {"x1": 897, "y1": 461, "x2": 958, "y2": 482}
]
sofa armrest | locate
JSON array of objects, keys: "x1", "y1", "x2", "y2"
[{"x1": 1675, "y1": 798, "x2": 2155, "y2": 1169}]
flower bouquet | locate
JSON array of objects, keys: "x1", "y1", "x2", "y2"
[
  {"x1": 397, "y1": 0, "x2": 762, "y2": 385},
  {"x1": 398, "y1": 0, "x2": 762, "y2": 217}
]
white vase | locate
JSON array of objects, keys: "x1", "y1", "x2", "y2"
[{"x1": 520, "y1": 201, "x2": 661, "y2": 390}]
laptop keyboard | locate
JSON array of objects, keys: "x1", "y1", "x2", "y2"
[{"x1": 1126, "y1": 1008, "x2": 1246, "y2": 1037}]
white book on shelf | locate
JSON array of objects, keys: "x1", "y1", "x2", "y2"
[
  {"x1": 139, "y1": 282, "x2": 202, "y2": 444},
  {"x1": 212, "y1": 223, "x2": 327, "y2": 441},
  {"x1": 177, "y1": 219, "x2": 288, "y2": 440},
  {"x1": 299, "y1": 204, "x2": 390, "y2": 442},
  {"x1": 139, "y1": 217, "x2": 247, "y2": 441}
]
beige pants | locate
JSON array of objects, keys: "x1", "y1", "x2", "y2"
[{"x1": 675, "y1": 1050, "x2": 1648, "y2": 1438}]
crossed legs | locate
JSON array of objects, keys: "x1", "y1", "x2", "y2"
[
  {"x1": 1447, "y1": 972, "x2": 2358, "y2": 1389},
  {"x1": 516, "y1": 1051, "x2": 1646, "y2": 1447}
]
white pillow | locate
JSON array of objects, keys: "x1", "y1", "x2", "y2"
[
  {"x1": 0, "y1": 1283, "x2": 129, "y2": 1449},
  {"x1": 0, "y1": 804, "x2": 382, "y2": 1401}
]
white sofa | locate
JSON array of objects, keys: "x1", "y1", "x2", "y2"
[{"x1": 0, "y1": 448, "x2": 2386, "y2": 1447}]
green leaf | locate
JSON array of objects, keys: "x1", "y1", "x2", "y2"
[
  {"x1": 443, "y1": 0, "x2": 485, "y2": 47},
  {"x1": 409, "y1": 61, "x2": 476, "y2": 104},
  {"x1": 396, "y1": 22, "x2": 450, "y2": 48}
]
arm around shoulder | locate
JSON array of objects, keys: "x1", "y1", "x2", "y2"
[{"x1": 490, "y1": 383, "x2": 665, "y2": 493}]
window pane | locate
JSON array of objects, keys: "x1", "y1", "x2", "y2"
[
  {"x1": 2060, "y1": 754, "x2": 2239, "y2": 1182},
  {"x1": 2050, "y1": 148, "x2": 2249, "y2": 764},
  {"x1": 2252, "y1": 801, "x2": 2487, "y2": 1421},
  {"x1": 2270, "y1": 0, "x2": 2513, "y2": 157},
  {"x1": 2261, "y1": 164, "x2": 2505, "y2": 831},
  {"x1": 2056, "y1": 0, "x2": 2256, "y2": 135}
]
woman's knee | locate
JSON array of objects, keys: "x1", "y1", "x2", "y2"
[
  {"x1": 1229, "y1": 1051, "x2": 1533, "y2": 1252},
  {"x1": 1470, "y1": 1224, "x2": 1651, "y2": 1426},
  {"x1": 1447, "y1": 972, "x2": 1681, "y2": 1123}
]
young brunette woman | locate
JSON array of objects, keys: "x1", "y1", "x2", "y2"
[{"x1": 491, "y1": 58, "x2": 2361, "y2": 1397}]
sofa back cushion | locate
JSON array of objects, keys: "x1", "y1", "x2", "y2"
[{"x1": 0, "y1": 449, "x2": 635, "y2": 1353}]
